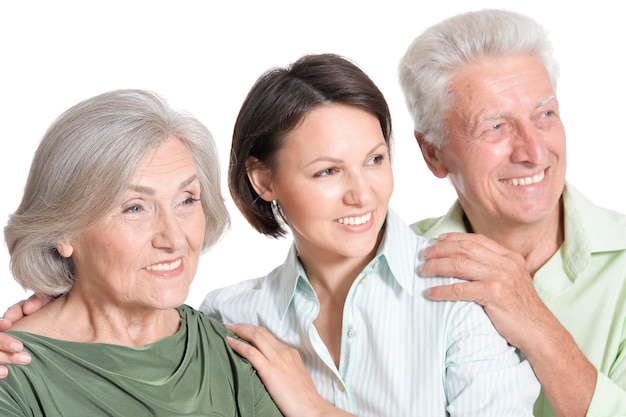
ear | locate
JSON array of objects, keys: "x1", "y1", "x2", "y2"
[
  {"x1": 415, "y1": 131, "x2": 448, "y2": 179},
  {"x1": 56, "y1": 240, "x2": 74, "y2": 258},
  {"x1": 245, "y1": 157, "x2": 277, "y2": 202}
]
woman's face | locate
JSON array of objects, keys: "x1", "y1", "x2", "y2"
[
  {"x1": 254, "y1": 103, "x2": 393, "y2": 265},
  {"x1": 61, "y1": 137, "x2": 206, "y2": 310}
]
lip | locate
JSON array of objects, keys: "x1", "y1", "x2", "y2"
[
  {"x1": 335, "y1": 211, "x2": 375, "y2": 232},
  {"x1": 500, "y1": 167, "x2": 548, "y2": 187},
  {"x1": 143, "y1": 257, "x2": 184, "y2": 277}
]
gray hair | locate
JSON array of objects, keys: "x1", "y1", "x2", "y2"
[
  {"x1": 398, "y1": 9, "x2": 559, "y2": 148},
  {"x1": 4, "y1": 89, "x2": 230, "y2": 297}
]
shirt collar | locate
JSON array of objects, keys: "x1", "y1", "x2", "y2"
[
  {"x1": 563, "y1": 183, "x2": 626, "y2": 251},
  {"x1": 274, "y1": 244, "x2": 312, "y2": 319},
  {"x1": 377, "y1": 208, "x2": 426, "y2": 295},
  {"x1": 560, "y1": 183, "x2": 626, "y2": 278},
  {"x1": 414, "y1": 201, "x2": 468, "y2": 239},
  {"x1": 417, "y1": 182, "x2": 626, "y2": 282}
]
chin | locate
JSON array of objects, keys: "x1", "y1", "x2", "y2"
[{"x1": 155, "y1": 292, "x2": 189, "y2": 309}]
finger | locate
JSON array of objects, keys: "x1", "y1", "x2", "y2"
[
  {"x1": 226, "y1": 336, "x2": 269, "y2": 366},
  {"x1": 420, "y1": 255, "x2": 498, "y2": 282},
  {"x1": 426, "y1": 280, "x2": 508, "y2": 306},
  {"x1": 0, "y1": 333, "x2": 24, "y2": 354},
  {"x1": 0, "y1": 318, "x2": 13, "y2": 332},
  {"x1": 2, "y1": 300, "x2": 27, "y2": 323},
  {"x1": 0, "y1": 366, "x2": 7, "y2": 379},
  {"x1": 22, "y1": 294, "x2": 49, "y2": 316},
  {"x1": 422, "y1": 239, "x2": 499, "y2": 269},
  {"x1": 225, "y1": 323, "x2": 284, "y2": 354},
  {"x1": 437, "y1": 232, "x2": 510, "y2": 256},
  {"x1": 425, "y1": 282, "x2": 476, "y2": 302},
  {"x1": 425, "y1": 277, "x2": 521, "y2": 307},
  {"x1": 225, "y1": 323, "x2": 266, "y2": 345},
  {"x1": 0, "y1": 333, "x2": 32, "y2": 367}
]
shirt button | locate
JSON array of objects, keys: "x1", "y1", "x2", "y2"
[
  {"x1": 359, "y1": 275, "x2": 368, "y2": 284},
  {"x1": 347, "y1": 329, "x2": 357, "y2": 338},
  {"x1": 337, "y1": 380, "x2": 345, "y2": 392}
]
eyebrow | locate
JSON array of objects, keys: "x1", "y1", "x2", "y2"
[
  {"x1": 127, "y1": 174, "x2": 199, "y2": 195},
  {"x1": 477, "y1": 95, "x2": 558, "y2": 125},
  {"x1": 305, "y1": 142, "x2": 388, "y2": 167},
  {"x1": 537, "y1": 95, "x2": 556, "y2": 107}
]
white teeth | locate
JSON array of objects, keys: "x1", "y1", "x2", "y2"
[
  {"x1": 503, "y1": 170, "x2": 545, "y2": 186},
  {"x1": 336, "y1": 212, "x2": 372, "y2": 225},
  {"x1": 146, "y1": 259, "x2": 181, "y2": 271}
]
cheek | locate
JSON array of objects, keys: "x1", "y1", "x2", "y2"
[
  {"x1": 552, "y1": 131, "x2": 567, "y2": 157},
  {"x1": 379, "y1": 168, "x2": 394, "y2": 199},
  {"x1": 448, "y1": 141, "x2": 505, "y2": 177},
  {"x1": 189, "y1": 213, "x2": 207, "y2": 250}
]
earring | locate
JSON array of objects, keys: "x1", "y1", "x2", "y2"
[{"x1": 271, "y1": 199, "x2": 287, "y2": 225}]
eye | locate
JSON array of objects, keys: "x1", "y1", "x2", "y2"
[
  {"x1": 314, "y1": 168, "x2": 338, "y2": 178},
  {"x1": 366, "y1": 155, "x2": 385, "y2": 165},
  {"x1": 183, "y1": 197, "x2": 201, "y2": 206},
  {"x1": 478, "y1": 120, "x2": 510, "y2": 142},
  {"x1": 124, "y1": 204, "x2": 143, "y2": 214}
]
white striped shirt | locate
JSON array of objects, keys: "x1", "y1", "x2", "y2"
[{"x1": 201, "y1": 209, "x2": 539, "y2": 416}]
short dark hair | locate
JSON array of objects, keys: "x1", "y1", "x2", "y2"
[{"x1": 229, "y1": 53, "x2": 392, "y2": 237}]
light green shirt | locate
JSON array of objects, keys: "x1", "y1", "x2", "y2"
[{"x1": 413, "y1": 184, "x2": 626, "y2": 417}]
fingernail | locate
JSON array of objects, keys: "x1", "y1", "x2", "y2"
[
  {"x1": 10, "y1": 342, "x2": 21, "y2": 353},
  {"x1": 17, "y1": 354, "x2": 31, "y2": 365},
  {"x1": 0, "y1": 367, "x2": 7, "y2": 378}
]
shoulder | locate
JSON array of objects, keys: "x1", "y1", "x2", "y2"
[
  {"x1": 179, "y1": 304, "x2": 228, "y2": 334},
  {"x1": 410, "y1": 217, "x2": 442, "y2": 235},
  {"x1": 564, "y1": 184, "x2": 626, "y2": 251},
  {"x1": 410, "y1": 201, "x2": 467, "y2": 238},
  {"x1": 198, "y1": 268, "x2": 289, "y2": 325}
]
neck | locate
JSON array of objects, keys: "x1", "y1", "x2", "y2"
[
  {"x1": 299, "y1": 253, "x2": 371, "y2": 300},
  {"x1": 466, "y1": 200, "x2": 564, "y2": 276},
  {"x1": 12, "y1": 291, "x2": 180, "y2": 346},
  {"x1": 296, "y1": 229, "x2": 383, "y2": 298}
]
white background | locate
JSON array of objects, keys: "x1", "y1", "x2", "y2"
[{"x1": 1, "y1": 1, "x2": 624, "y2": 313}]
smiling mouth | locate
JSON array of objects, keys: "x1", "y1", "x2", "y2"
[
  {"x1": 502, "y1": 170, "x2": 545, "y2": 186},
  {"x1": 336, "y1": 212, "x2": 372, "y2": 225},
  {"x1": 145, "y1": 259, "x2": 182, "y2": 272}
]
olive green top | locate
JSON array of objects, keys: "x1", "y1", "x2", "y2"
[{"x1": 0, "y1": 304, "x2": 282, "y2": 416}]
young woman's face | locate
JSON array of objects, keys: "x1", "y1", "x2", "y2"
[{"x1": 257, "y1": 103, "x2": 393, "y2": 264}]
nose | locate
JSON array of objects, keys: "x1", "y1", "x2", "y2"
[
  {"x1": 510, "y1": 123, "x2": 548, "y2": 165},
  {"x1": 152, "y1": 209, "x2": 185, "y2": 251},
  {"x1": 342, "y1": 171, "x2": 373, "y2": 206}
]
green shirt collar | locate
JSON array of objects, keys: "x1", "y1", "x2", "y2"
[{"x1": 411, "y1": 183, "x2": 626, "y2": 283}]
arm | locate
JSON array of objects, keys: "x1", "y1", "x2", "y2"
[
  {"x1": 224, "y1": 323, "x2": 355, "y2": 417},
  {"x1": 420, "y1": 232, "x2": 596, "y2": 417},
  {"x1": 444, "y1": 299, "x2": 539, "y2": 416},
  {"x1": 0, "y1": 295, "x2": 48, "y2": 378}
]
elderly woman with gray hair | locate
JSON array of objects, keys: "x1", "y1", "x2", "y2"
[{"x1": 0, "y1": 89, "x2": 283, "y2": 416}]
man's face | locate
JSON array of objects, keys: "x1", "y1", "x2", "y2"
[{"x1": 423, "y1": 54, "x2": 566, "y2": 233}]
